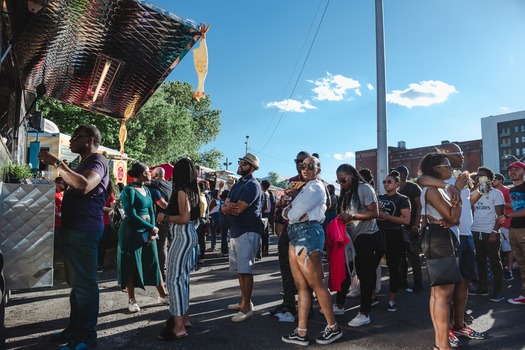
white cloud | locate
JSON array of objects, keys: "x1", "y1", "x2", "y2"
[
  {"x1": 333, "y1": 152, "x2": 355, "y2": 160},
  {"x1": 499, "y1": 106, "x2": 511, "y2": 112},
  {"x1": 265, "y1": 99, "x2": 317, "y2": 113},
  {"x1": 367, "y1": 83, "x2": 374, "y2": 90},
  {"x1": 386, "y1": 80, "x2": 457, "y2": 108},
  {"x1": 309, "y1": 73, "x2": 361, "y2": 101}
]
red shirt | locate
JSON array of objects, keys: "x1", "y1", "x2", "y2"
[
  {"x1": 103, "y1": 193, "x2": 116, "y2": 226},
  {"x1": 55, "y1": 191, "x2": 64, "y2": 228}
]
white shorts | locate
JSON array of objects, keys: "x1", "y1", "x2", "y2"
[{"x1": 229, "y1": 232, "x2": 260, "y2": 274}]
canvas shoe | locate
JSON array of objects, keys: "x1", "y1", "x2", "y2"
[
  {"x1": 448, "y1": 329, "x2": 463, "y2": 348},
  {"x1": 128, "y1": 298, "x2": 140, "y2": 313},
  {"x1": 158, "y1": 295, "x2": 169, "y2": 305},
  {"x1": 282, "y1": 329, "x2": 309, "y2": 346},
  {"x1": 452, "y1": 324, "x2": 486, "y2": 340},
  {"x1": 227, "y1": 301, "x2": 254, "y2": 311},
  {"x1": 503, "y1": 269, "x2": 514, "y2": 281},
  {"x1": 468, "y1": 287, "x2": 489, "y2": 296},
  {"x1": 507, "y1": 295, "x2": 525, "y2": 305},
  {"x1": 348, "y1": 312, "x2": 371, "y2": 327},
  {"x1": 231, "y1": 310, "x2": 253, "y2": 322},
  {"x1": 489, "y1": 293, "x2": 505, "y2": 302},
  {"x1": 387, "y1": 300, "x2": 397, "y2": 312},
  {"x1": 315, "y1": 324, "x2": 342, "y2": 345},
  {"x1": 319, "y1": 304, "x2": 345, "y2": 315},
  {"x1": 346, "y1": 289, "x2": 360, "y2": 298},
  {"x1": 370, "y1": 297, "x2": 379, "y2": 307}
]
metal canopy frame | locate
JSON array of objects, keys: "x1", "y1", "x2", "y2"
[{"x1": 3, "y1": 0, "x2": 201, "y2": 120}]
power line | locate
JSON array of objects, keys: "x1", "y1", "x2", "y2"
[
  {"x1": 253, "y1": 0, "x2": 330, "y2": 153},
  {"x1": 253, "y1": 0, "x2": 327, "y2": 150}
]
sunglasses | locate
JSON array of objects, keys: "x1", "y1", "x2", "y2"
[
  {"x1": 70, "y1": 134, "x2": 89, "y2": 141},
  {"x1": 382, "y1": 180, "x2": 395, "y2": 184},
  {"x1": 299, "y1": 163, "x2": 316, "y2": 170},
  {"x1": 238, "y1": 160, "x2": 251, "y2": 167},
  {"x1": 294, "y1": 159, "x2": 304, "y2": 164},
  {"x1": 336, "y1": 175, "x2": 351, "y2": 184}
]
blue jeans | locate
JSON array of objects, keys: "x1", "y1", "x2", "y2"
[{"x1": 61, "y1": 228, "x2": 103, "y2": 345}]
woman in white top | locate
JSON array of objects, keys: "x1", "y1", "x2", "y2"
[
  {"x1": 419, "y1": 152, "x2": 461, "y2": 350},
  {"x1": 281, "y1": 156, "x2": 342, "y2": 346}
]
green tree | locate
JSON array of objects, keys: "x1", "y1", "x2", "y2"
[
  {"x1": 267, "y1": 171, "x2": 288, "y2": 188},
  {"x1": 38, "y1": 81, "x2": 223, "y2": 167}
]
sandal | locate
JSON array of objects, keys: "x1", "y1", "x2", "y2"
[
  {"x1": 166, "y1": 316, "x2": 192, "y2": 328},
  {"x1": 158, "y1": 326, "x2": 188, "y2": 341}
]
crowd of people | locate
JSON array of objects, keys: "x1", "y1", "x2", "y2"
[{"x1": 39, "y1": 124, "x2": 525, "y2": 349}]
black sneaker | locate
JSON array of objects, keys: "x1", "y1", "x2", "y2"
[
  {"x1": 315, "y1": 325, "x2": 342, "y2": 345},
  {"x1": 282, "y1": 329, "x2": 309, "y2": 346},
  {"x1": 270, "y1": 303, "x2": 295, "y2": 316},
  {"x1": 97, "y1": 266, "x2": 104, "y2": 273},
  {"x1": 503, "y1": 269, "x2": 514, "y2": 281},
  {"x1": 489, "y1": 293, "x2": 505, "y2": 302},
  {"x1": 370, "y1": 298, "x2": 379, "y2": 307},
  {"x1": 50, "y1": 331, "x2": 73, "y2": 345},
  {"x1": 468, "y1": 287, "x2": 489, "y2": 296}
]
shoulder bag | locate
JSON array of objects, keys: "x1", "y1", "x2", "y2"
[{"x1": 423, "y1": 188, "x2": 462, "y2": 287}]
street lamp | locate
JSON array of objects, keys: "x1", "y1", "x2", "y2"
[
  {"x1": 245, "y1": 135, "x2": 249, "y2": 154},
  {"x1": 223, "y1": 158, "x2": 232, "y2": 170}
]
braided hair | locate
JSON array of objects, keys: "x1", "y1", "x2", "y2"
[{"x1": 336, "y1": 163, "x2": 365, "y2": 213}]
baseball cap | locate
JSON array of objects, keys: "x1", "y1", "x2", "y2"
[
  {"x1": 239, "y1": 153, "x2": 260, "y2": 170},
  {"x1": 494, "y1": 173, "x2": 505, "y2": 181},
  {"x1": 391, "y1": 165, "x2": 409, "y2": 176},
  {"x1": 507, "y1": 161, "x2": 525, "y2": 170}
]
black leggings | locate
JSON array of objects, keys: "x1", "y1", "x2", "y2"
[{"x1": 384, "y1": 228, "x2": 404, "y2": 294}]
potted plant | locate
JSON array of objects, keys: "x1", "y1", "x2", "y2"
[{"x1": 3, "y1": 162, "x2": 33, "y2": 183}]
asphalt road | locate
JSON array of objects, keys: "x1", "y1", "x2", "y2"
[{"x1": 4, "y1": 236, "x2": 525, "y2": 349}]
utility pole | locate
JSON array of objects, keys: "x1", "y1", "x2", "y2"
[
  {"x1": 375, "y1": 0, "x2": 388, "y2": 194},
  {"x1": 245, "y1": 135, "x2": 249, "y2": 154},
  {"x1": 223, "y1": 158, "x2": 232, "y2": 170}
]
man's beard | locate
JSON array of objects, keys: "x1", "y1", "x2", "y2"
[{"x1": 237, "y1": 167, "x2": 251, "y2": 177}]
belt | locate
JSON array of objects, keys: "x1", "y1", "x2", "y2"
[{"x1": 290, "y1": 220, "x2": 320, "y2": 227}]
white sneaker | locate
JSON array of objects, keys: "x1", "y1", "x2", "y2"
[
  {"x1": 346, "y1": 290, "x2": 360, "y2": 298},
  {"x1": 128, "y1": 298, "x2": 140, "y2": 313},
  {"x1": 158, "y1": 295, "x2": 169, "y2": 305},
  {"x1": 231, "y1": 310, "x2": 254, "y2": 322},
  {"x1": 319, "y1": 304, "x2": 345, "y2": 315},
  {"x1": 348, "y1": 312, "x2": 371, "y2": 327}
]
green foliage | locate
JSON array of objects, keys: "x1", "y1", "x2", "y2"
[
  {"x1": 39, "y1": 81, "x2": 223, "y2": 166},
  {"x1": 4, "y1": 162, "x2": 33, "y2": 181},
  {"x1": 267, "y1": 171, "x2": 288, "y2": 188}
]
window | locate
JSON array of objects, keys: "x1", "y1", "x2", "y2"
[
  {"x1": 522, "y1": 125, "x2": 525, "y2": 132},
  {"x1": 516, "y1": 137, "x2": 520, "y2": 143},
  {"x1": 517, "y1": 149, "x2": 521, "y2": 156},
  {"x1": 515, "y1": 126, "x2": 519, "y2": 133},
  {"x1": 522, "y1": 136, "x2": 525, "y2": 142}
]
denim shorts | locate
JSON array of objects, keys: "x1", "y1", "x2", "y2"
[{"x1": 287, "y1": 221, "x2": 325, "y2": 261}]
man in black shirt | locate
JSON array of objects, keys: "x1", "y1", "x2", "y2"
[
  {"x1": 149, "y1": 167, "x2": 172, "y2": 279},
  {"x1": 393, "y1": 165, "x2": 423, "y2": 293}
]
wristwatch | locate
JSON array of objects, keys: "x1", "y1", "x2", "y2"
[
  {"x1": 351, "y1": 214, "x2": 356, "y2": 220},
  {"x1": 504, "y1": 213, "x2": 509, "y2": 218},
  {"x1": 53, "y1": 160, "x2": 63, "y2": 168}
]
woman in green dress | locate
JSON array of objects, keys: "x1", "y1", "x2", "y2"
[{"x1": 118, "y1": 162, "x2": 168, "y2": 313}]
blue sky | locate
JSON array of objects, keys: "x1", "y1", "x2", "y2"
[{"x1": 151, "y1": 0, "x2": 525, "y2": 183}]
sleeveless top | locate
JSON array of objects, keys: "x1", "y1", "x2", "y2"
[{"x1": 421, "y1": 187, "x2": 449, "y2": 221}]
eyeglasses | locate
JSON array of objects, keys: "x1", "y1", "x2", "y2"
[
  {"x1": 382, "y1": 180, "x2": 394, "y2": 184},
  {"x1": 299, "y1": 163, "x2": 316, "y2": 170},
  {"x1": 448, "y1": 151, "x2": 463, "y2": 156},
  {"x1": 70, "y1": 134, "x2": 89, "y2": 141},
  {"x1": 294, "y1": 159, "x2": 304, "y2": 164},
  {"x1": 336, "y1": 175, "x2": 351, "y2": 184},
  {"x1": 435, "y1": 164, "x2": 453, "y2": 170},
  {"x1": 238, "y1": 160, "x2": 251, "y2": 167}
]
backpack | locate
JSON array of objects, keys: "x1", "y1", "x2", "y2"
[{"x1": 111, "y1": 199, "x2": 125, "y2": 232}]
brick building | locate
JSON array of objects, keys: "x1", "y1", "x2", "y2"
[{"x1": 355, "y1": 140, "x2": 482, "y2": 183}]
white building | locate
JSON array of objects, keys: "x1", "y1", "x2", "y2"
[{"x1": 481, "y1": 110, "x2": 525, "y2": 178}]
